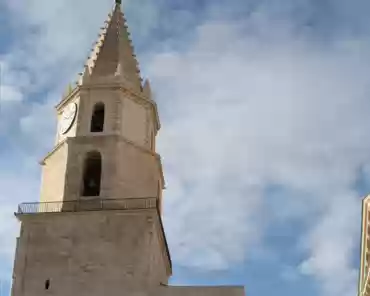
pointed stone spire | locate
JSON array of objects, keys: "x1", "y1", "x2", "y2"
[
  {"x1": 80, "y1": 1, "x2": 142, "y2": 93},
  {"x1": 82, "y1": 65, "x2": 91, "y2": 84},
  {"x1": 143, "y1": 79, "x2": 152, "y2": 100}
]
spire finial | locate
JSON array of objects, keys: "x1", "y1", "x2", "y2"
[{"x1": 116, "y1": 0, "x2": 121, "y2": 5}]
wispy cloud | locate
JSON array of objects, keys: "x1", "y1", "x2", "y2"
[{"x1": 148, "y1": 16, "x2": 370, "y2": 296}]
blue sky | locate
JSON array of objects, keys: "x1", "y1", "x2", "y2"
[{"x1": 1, "y1": 0, "x2": 370, "y2": 295}]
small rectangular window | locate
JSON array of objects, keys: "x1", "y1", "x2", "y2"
[{"x1": 45, "y1": 279, "x2": 50, "y2": 290}]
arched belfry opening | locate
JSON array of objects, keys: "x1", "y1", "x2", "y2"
[
  {"x1": 81, "y1": 151, "x2": 102, "y2": 197},
  {"x1": 90, "y1": 103, "x2": 105, "y2": 132}
]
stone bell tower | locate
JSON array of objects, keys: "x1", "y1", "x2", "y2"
[
  {"x1": 10, "y1": 1, "x2": 245, "y2": 296},
  {"x1": 11, "y1": 2, "x2": 171, "y2": 296}
]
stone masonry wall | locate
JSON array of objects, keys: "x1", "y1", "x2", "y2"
[
  {"x1": 40, "y1": 143, "x2": 68, "y2": 204},
  {"x1": 116, "y1": 139, "x2": 160, "y2": 199},
  {"x1": 13, "y1": 210, "x2": 169, "y2": 296}
]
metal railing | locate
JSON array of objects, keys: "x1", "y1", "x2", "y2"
[
  {"x1": 17, "y1": 197, "x2": 157, "y2": 215},
  {"x1": 16, "y1": 196, "x2": 172, "y2": 269}
]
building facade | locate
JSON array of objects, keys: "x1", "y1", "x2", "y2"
[
  {"x1": 359, "y1": 196, "x2": 370, "y2": 296},
  {"x1": 10, "y1": 1, "x2": 245, "y2": 296}
]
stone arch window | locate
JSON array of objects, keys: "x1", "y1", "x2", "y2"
[
  {"x1": 81, "y1": 151, "x2": 102, "y2": 197},
  {"x1": 90, "y1": 102, "x2": 105, "y2": 132}
]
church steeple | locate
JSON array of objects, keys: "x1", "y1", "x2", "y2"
[
  {"x1": 80, "y1": 1, "x2": 142, "y2": 93},
  {"x1": 9, "y1": 2, "x2": 246, "y2": 295},
  {"x1": 12, "y1": 1, "x2": 172, "y2": 292}
]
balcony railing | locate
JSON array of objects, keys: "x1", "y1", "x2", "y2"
[
  {"x1": 16, "y1": 196, "x2": 173, "y2": 269},
  {"x1": 17, "y1": 197, "x2": 158, "y2": 215}
]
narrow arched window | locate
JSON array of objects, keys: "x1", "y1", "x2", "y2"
[
  {"x1": 90, "y1": 103, "x2": 105, "y2": 132},
  {"x1": 82, "y1": 151, "x2": 102, "y2": 197}
]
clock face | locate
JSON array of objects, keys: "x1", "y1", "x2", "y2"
[{"x1": 60, "y1": 103, "x2": 78, "y2": 134}]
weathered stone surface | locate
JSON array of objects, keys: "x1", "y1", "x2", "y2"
[
  {"x1": 118, "y1": 286, "x2": 245, "y2": 296},
  {"x1": 155, "y1": 286, "x2": 245, "y2": 296},
  {"x1": 13, "y1": 210, "x2": 170, "y2": 296},
  {"x1": 40, "y1": 142, "x2": 68, "y2": 204}
]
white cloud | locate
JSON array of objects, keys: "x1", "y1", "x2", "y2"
[
  {"x1": 0, "y1": 86, "x2": 23, "y2": 102},
  {"x1": 0, "y1": 170, "x2": 40, "y2": 286},
  {"x1": 148, "y1": 20, "x2": 370, "y2": 295}
]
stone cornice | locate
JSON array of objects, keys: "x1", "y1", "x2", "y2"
[
  {"x1": 55, "y1": 86, "x2": 80, "y2": 112},
  {"x1": 40, "y1": 134, "x2": 165, "y2": 188},
  {"x1": 55, "y1": 81, "x2": 161, "y2": 133},
  {"x1": 80, "y1": 81, "x2": 161, "y2": 131},
  {"x1": 118, "y1": 135, "x2": 165, "y2": 189},
  {"x1": 39, "y1": 138, "x2": 68, "y2": 165}
]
